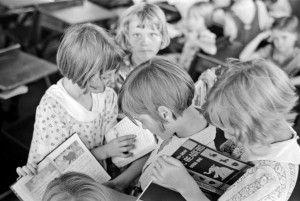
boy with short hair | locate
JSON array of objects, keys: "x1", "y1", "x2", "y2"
[{"x1": 118, "y1": 56, "x2": 217, "y2": 190}]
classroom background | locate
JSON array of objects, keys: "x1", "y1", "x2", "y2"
[{"x1": 0, "y1": 0, "x2": 300, "y2": 200}]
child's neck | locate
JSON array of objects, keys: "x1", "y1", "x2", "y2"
[
  {"x1": 131, "y1": 54, "x2": 146, "y2": 67},
  {"x1": 175, "y1": 106, "x2": 207, "y2": 138},
  {"x1": 62, "y1": 78, "x2": 93, "y2": 110}
]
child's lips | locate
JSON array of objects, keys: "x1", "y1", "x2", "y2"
[{"x1": 139, "y1": 49, "x2": 153, "y2": 53}]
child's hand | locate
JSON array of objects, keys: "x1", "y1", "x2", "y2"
[
  {"x1": 151, "y1": 155, "x2": 192, "y2": 192},
  {"x1": 16, "y1": 163, "x2": 38, "y2": 177},
  {"x1": 104, "y1": 135, "x2": 136, "y2": 158}
]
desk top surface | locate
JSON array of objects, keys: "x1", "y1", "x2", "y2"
[
  {"x1": 0, "y1": 51, "x2": 58, "y2": 90},
  {"x1": 39, "y1": 1, "x2": 117, "y2": 25},
  {"x1": 0, "y1": 0, "x2": 56, "y2": 9}
]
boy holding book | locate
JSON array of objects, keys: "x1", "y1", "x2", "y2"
[
  {"x1": 118, "y1": 56, "x2": 217, "y2": 190},
  {"x1": 151, "y1": 59, "x2": 300, "y2": 201}
]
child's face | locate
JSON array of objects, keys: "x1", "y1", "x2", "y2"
[
  {"x1": 88, "y1": 69, "x2": 117, "y2": 93},
  {"x1": 134, "y1": 114, "x2": 175, "y2": 140},
  {"x1": 272, "y1": 30, "x2": 297, "y2": 53},
  {"x1": 127, "y1": 17, "x2": 163, "y2": 63},
  {"x1": 88, "y1": 72, "x2": 106, "y2": 93}
]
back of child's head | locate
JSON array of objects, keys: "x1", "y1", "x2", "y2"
[
  {"x1": 272, "y1": 15, "x2": 299, "y2": 34},
  {"x1": 42, "y1": 172, "x2": 108, "y2": 201},
  {"x1": 115, "y1": 3, "x2": 170, "y2": 51},
  {"x1": 118, "y1": 56, "x2": 195, "y2": 123},
  {"x1": 57, "y1": 23, "x2": 123, "y2": 91},
  {"x1": 204, "y1": 59, "x2": 298, "y2": 147}
]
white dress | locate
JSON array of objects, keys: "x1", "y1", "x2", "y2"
[{"x1": 27, "y1": 79, "x2": 118, "y2": 165}]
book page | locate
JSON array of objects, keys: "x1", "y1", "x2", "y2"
[
  {"x1": 105, "y1": 117, "x2": 157, "y2": 167},
  {"x1": 172, "y1": 139, "x2": 253, "y2": 196},
  {"x1": 11, "y1": 134, "x2": 110, "y2": 201}
]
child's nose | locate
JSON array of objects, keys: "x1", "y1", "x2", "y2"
[{"x1": 141, "y1": 35, "x2": 151, "y2": 45}]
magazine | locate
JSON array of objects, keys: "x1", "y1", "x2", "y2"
[
  {"x1": 11, "y1": 134, "x2": 111, "y2": 201},
  {"x1": 138, "y1": 138, "x2": 253, "y2": 201},
  {"x1": 105, "y1": 117, "x2": 157, "y2": 168}
]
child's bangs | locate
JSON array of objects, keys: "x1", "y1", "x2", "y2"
[{"x1": 136, "y1": 13, "x2": 162, "y2": 32}]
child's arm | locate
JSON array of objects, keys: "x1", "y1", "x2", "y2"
[
  {"x1": 16, "y1": 100, "x2": 70, "y2": 177},
  {"x1": 239, "y1": 31, "x2": 272, "y2": 61},
  {"x1": 105, "y1": 153, "x2": 150, "y2": 192},
  {"x1": 152, "y1": 156, "x2": 210, "y2": 201}
]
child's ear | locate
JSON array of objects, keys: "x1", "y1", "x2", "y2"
[{"x1": 157, "y1": 106, "x2": 173, "y2": 122}]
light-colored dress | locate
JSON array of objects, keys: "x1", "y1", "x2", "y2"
[
  {"x1": 139, "y1": 124, "x2": 216, "y2": 190},
  {"x1": 27, "y1": 79, "x2": 118, "y2": 165},
  {"x1": 219, "y1": 130, "x2": 300, "y2": 201}
]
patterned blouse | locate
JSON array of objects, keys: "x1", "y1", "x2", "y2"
[
  {"x1": 219, "y1": 130, "x2": 300, "y2": 201},
  {"x1": 27, "y1": 79, "x2": 118, "y2": 165}
]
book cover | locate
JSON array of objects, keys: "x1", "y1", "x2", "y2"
[
  {"x1": 105, "y1": 117, "x2": 157, "y2": 168},
  {"x1": 11, "y1": 134, "x2": 111, "y2": 201},
  {"x1": 139, "y1": 138, "x2": 253, "y2": 200}
]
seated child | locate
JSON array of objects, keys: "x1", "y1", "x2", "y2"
[
  {"x1": 42, "y1": 172, "x2": 136, "y2": 201},
  {"x1": 151, "y1": 59, "x2": 300, "y2": 201},
  {"x1": 224, "y1": 0, "x2": 273, "y2": 45},
  {"x1": 118, "y1": 56, "x2": 217, "y2": 190},
  {"x1": 166, "y1": 1, "x2": 217, "y2": 71},
  {"x1": 240, "y1": 16, "x2": 300, "y2": 85},
  {"x1": 113, "y1": 3, "x2": 170, "y2": 93},
  {"x1": 16, "y1": 23, "x2": 136, "y2": 177},
  {"x1": 263, "y1": 0, "x2": 292, "y2": 18}
]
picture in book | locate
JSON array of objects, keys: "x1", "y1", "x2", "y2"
[
  {"x1": 11, "y1": 134, "x2": 110, "y2": 201},
  {"x1": 172, "y1": 139, "x2": 253, "y2": 196},
  {"x1": 138, "y1": 138, "x2": 253, "y2": 201}
]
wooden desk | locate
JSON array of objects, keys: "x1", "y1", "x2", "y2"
[
  {"x1": 37, "y1": 1, "x2": 117, "y2": 32},
  {"x1": 188, "y1": 39, "x2": 245, "y2": 81},
  {"x1": 0, "y1": 0, "x2": 56, "y2": 10},
  {"x1": 0, "y1": 46, "x2": 58, "y2": 91}
]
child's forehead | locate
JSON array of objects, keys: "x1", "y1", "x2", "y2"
[
  {"x1": 128, "y1": 16, "x2": 159, "y2": 30},
  {"x1": 272, "y1": 29, "x2": 296, "y2": 36}
]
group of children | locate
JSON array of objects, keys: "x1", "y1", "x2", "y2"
[{"x1": 15, "y1": 1, "x2": 300, "y2": 201}]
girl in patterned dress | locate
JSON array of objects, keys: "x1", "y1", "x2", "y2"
[
  {"x1": 151, "y1": 59, "x2": 300, "y2": 201},
  {"x1": 16, "y1": 23, "x2": 136, "y2": 177}
]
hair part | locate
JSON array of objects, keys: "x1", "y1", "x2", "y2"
[
  {"x1": 57, "y1": 23, "x2": 124, "y2": 92},
  {"x1": 115, "y1": 3, "x2": 170, "y2": 51},
  {"x1": 42, "y1": 172, "x2": 110, "y2": 201},
  {"x1": 118, "y1": 56, "x2": 195, "y2": 124},
  {"x1": 204, "y1": 59, "x2": 298, "y2": 146}
]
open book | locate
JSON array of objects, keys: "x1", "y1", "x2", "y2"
[
  {"x1": 138, "y1": 138, "x2": 253, "y2": 201},
  {"x1": 11, "y1": 134, "x2": 111, "y2": 201},
  {"x1": 105, "y1": 117, "x2": 157, "y2": 168}
]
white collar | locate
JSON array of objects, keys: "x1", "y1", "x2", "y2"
[
  {"x1": 45, "y1": 79, "x2": 105, "y2": 121},
  {"x1": 247, "y1": 128, "x2": 300, "y2": 164}
]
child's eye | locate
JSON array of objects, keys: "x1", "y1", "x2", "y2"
[
  {"x1": 150, "y1": 33, "x2": 158, "y2": 37},
  {"x1": 133, "y1": 33, "x2": 141, "y2": 38}
]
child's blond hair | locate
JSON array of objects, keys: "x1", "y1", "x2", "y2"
[
  {"x1": 115, "y1": 3, "x2": 170, "y2": 51},
  {"x1": 57, "y1": 23, "x2": 123, "y2": 92},
  {"x1": 42, "y1": 172, "x2": 108, "y2": 201},
  {"x1": 204, "y1": 59, "x2": 298, "y2": 146},
  {"x1": 118, "y1": 56, "x2": 194, "y2": 125}
]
